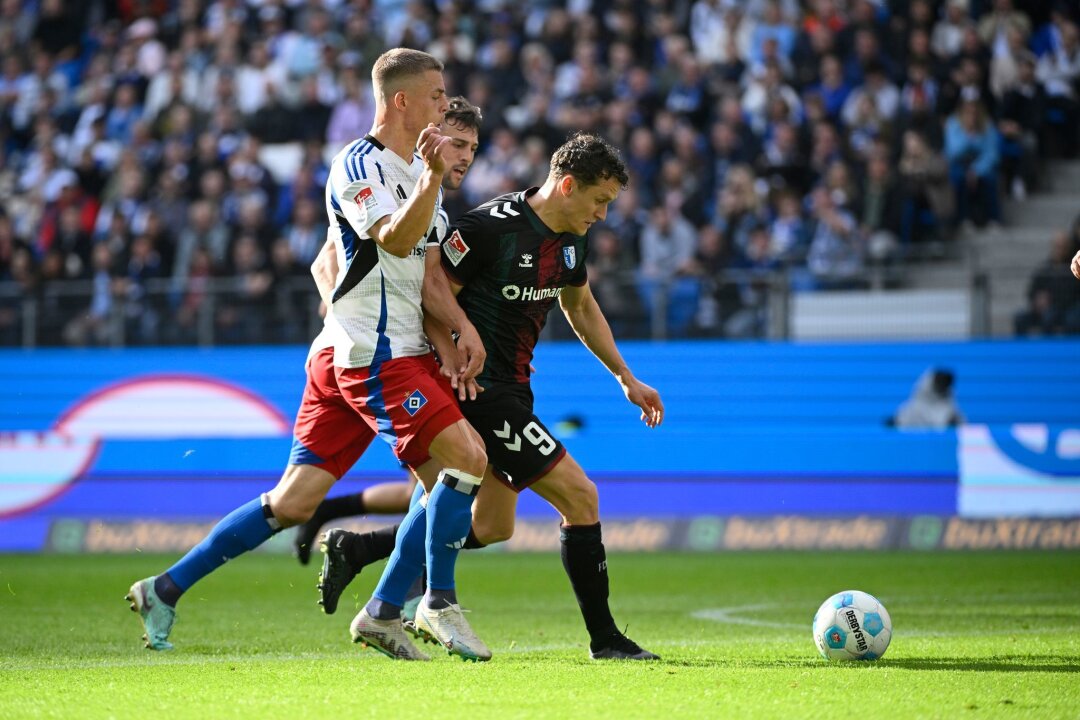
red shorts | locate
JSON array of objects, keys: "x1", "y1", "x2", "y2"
[{"x1": 289, "y1": 347, "x2": 462, "y2": 478}]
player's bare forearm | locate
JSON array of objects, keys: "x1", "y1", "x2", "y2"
[
  {"x1": 310, "y1": 239, "x2": 337, "y2": 307},
  {"x1": 561, "y1": 285, "x2": 632, "y2": 382},
  {"x1": 421, "y1": 253, "x2": 470, "y2": 333},
  {"x1": 422, "y1": 249, "x2": 485, "y2": 382},
  {"x1": 423, "y1": 314, "x2": 459, "y2": 369},
  {"x1": 1072, "y1": 249, "x2": 1080, "y2": 280},
  {"x1": 374, "y1": 170, "x2": 444, "y2": 258},
  {"x1": 562, "y1": 283, "x2": 665, "y2": 427}
]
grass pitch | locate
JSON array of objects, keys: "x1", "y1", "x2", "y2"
[{"x1": 1, "y1": 551, "x2": 1078, "y2": 719}]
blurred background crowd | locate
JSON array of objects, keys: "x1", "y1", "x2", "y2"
[{"x1": 1, "y1": 0, "x2": 1079, "y2": 346}]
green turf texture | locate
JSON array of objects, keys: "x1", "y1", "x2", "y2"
[{"x1": 1, "y1": 551, "x2": 1078, "y2": 719}]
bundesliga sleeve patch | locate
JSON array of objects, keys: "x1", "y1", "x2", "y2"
[
  {"x1": 354, "y1": 186, "x2": 377, "y2": 212},
  {"x1": 443, "y1": 229, "x2": 470, "y2": 266}
]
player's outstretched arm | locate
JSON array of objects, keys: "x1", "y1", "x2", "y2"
[
  {"x1": 421, "y1": 247, "x2": 486, "y2": 383},
  {"x1": 1072, "y1": 249, "x2": 1080, "y2": 280},
  {"x1": 310, "y1": 239, "x2": 337, "y2": 309},
  {"x1": 559, "y1": 282, "x2": 664, "y2": 428}
]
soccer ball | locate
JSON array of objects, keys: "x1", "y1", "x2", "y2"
[{"x1": 812, "y1": 590, "x2": 892, "y2": 661}]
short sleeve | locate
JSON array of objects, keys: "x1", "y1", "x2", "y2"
[
  {"x1": 428, "y1": 208, "x2": 449, "y2": 246},
  {"x1": 440, "y1": 212, "x2": 492, "y2": 286},
  {"x1": 329, "y1": 155, "x2": 396, "y2": 239}
]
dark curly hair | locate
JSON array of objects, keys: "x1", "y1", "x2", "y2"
[
  {"x1": 444, "y1": 96, "x2": 483, "y2": 133},
  {"x1": 549, "y1": 132, "x2": 629, "y2": 189}
]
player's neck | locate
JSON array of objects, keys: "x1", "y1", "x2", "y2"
[
  {"x1": 367, "y1": 120, "x2": 416, "y2": 163},
  {"x1": 526, "y1": 182, "x2": 569, "y2": 234}
]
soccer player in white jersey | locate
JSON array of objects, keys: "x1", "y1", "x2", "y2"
[
  {"x1": 126, "y1": 50, "x2": 491, "y2": 662},
  {"x1": 292, "y1": 97, "x2": 485, "y2": 568}
]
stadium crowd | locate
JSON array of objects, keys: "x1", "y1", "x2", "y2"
[{"x1": 1, "y1": 0, "x2": 1079, "y2": 346}]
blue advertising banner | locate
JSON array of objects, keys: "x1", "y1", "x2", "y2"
[{"x1": 1, "y1": 340, "x2": 1078, "y2": 551}]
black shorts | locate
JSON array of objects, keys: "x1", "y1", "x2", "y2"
[{"x1": 458, "y1": 382, "x2": 566, "y2": 492}]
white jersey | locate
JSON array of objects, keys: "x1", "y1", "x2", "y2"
[{"x1": 316, "y1": 134, "x2": 444, "y2": 369}]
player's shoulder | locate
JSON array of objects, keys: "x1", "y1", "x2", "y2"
[
  {"x1": 331, "y1": 135, "x2": 391, "y2": 182},
  {"x1": 459, "y1": 190, "x2": 529, "y2": 232}
]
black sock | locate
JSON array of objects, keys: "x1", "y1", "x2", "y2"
[
  {"x1": 153, "y1": 572, "x2": 183, "y2": 607},
  {"x1": 347, "y1": 523, "x2": 399, "y2": 567},
  {"x1": 313, "y1": 493, "x2": 366, "y2": 525},
  {"x1": 560, "y1": 522, "x2": 618, "y2": 650},
  {"x1": 462, "y1": 527, "x2": 486, "y2": 549}
]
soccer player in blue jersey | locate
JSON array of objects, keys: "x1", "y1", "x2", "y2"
[{"x1": 126, "y1": 50, "x2": 490, "y2": 662}]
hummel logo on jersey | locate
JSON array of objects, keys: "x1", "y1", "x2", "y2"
[
  {"x1": 403, "y1": 389, "x2": 427, "y2": 416},
  {"x1": 563, "y1": 246, "x2": 577, "y2": 269},
  {"x1": 519, "y1": 253, "x2": 533, "y2": 268},
  {"x1": 489, "y1": 202, "x2": 520, "y2": 219},
  {"x1": 444, "y1": 230, "x2": 470, "y2": 266},
  {"x1": 501, "y1": 285, "x2": 563, "y2": 302}
]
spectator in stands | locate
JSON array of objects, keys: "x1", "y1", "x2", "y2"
[
  {"x1": 977, "y1": 0, "x2": 1031, "y2": 54},
  {"x1": 769, "y1": 189, "x2": 809, "y2": 263},
  {"x1": 172, "y1": 200, "x2": 228, "y2": 290},
  {"x1": 637, "y1": 204, "x2": 701, "y2": 337},
  {"x1": 857, "y1": 153, "x2": 903, "y2": 255},
  {"x1": 63, "y1": 241, "x2": 117, "y2": 347},
  {"x1": 944, "y1": 98, "x2": 1001, "y2": 229},
  {"x1": 0, "y1": 217, "x2": 31, "y2": 345},
  {"x1": 0, "y1": 0, "x2": 1054, "y2": 346},
  {"x1": 802, "y1": 186, "x2": 864, "y2": 290},
  {"x1": 727, "y1": 222, "x2": 781, "y2": 337},
  {"x1": 932, "y1": 0, "x2": 971, "y2": 61},
  {"x1": 588, "y1": 225, "x2": 644, "y2": 338},
  {"x1": 997, "y1": 51, "x2": 1045, "y2": 200},
  {"x1": 282, "y1": 197, "x2": 325, "y2": 269},
  {"x1": 809, "y1": 54, "x2": 852, "y2": 121},
  {"x1": 889, "y1": 368, "x2": 965, "y2": 429},
  {"x1": 1014, "y1": 230, "x2": 1080, "y2": 335},
  {"x1": 1035, "y1": 20, "x2": 1080, "y2": 158},
  {"x1": 898, "y1": 130, "x2": 952, "y2": 247},
  {"x1": 217, "y1": 234, "x2": 272, "y2": 345},
  {"x1": 714, "y1": 164, "x2": 766, "y2": 255},
  {"x1": 120, "y1": 233, "x2": 164, "y2": 345}
]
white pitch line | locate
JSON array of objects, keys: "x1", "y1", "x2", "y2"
[{"x1": 692, "y1": 604, "x2": 805, "y2": 630}]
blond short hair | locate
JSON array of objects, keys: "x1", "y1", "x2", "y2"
[{"x1": 372, "y1": 49, "x2": 444, "y2": 104}]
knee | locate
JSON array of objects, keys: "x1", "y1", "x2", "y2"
[
  {"x1": 561, "y1": 479, "x2": 600, "y2": 526},
  {"x1": 473, "y1": 517, "x2": 514, "y2": 545},
  {"x1": 264, "y1": 490, "x2": 316, "y2": 529},
  {"x1": 268, "y1": 499, "x2": 314, "y2": 529},
  {"x1": 448, "y1": 431, "x2": 487, "y2": 477}
]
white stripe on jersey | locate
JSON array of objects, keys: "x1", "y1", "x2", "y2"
[{"x1": 316, "y1": 137, "x2": 442, "y2": 369}]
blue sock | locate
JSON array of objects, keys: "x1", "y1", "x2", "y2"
[
  {"x1": 409, "y1": 481, "x2": 425, "y2": 508},
  {"x1": 163, "y1": 497, "x2": 278, "y2": 601},
  {"x1": 425, "y1": 473, "x2": 476, "y2": 591},
  {"x1": 372, "y1": 494, "x2": 426, "y2": 611}
]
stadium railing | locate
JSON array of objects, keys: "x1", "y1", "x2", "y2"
[{"x1": 0, "y1": 268, "x2": 1004, "y2": 347}]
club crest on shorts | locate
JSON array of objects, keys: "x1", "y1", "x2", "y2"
[
  {"x1": 444, "y1": 229, "x2": 470, "y2": 266},
  {"x1": 403, "y1": 389, "x2": 427, "y2": 416},
  {"x1": 563, "y1": 246, "x2": 576, "y2": 269}
]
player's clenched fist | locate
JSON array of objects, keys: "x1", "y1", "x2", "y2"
[
  {"x1": 1072, "y1": 249, "x2": 1080, "y2": 280},
  {"x1": 417, "y1": 123, "x2": 451, "y2": 175}
]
